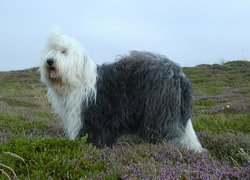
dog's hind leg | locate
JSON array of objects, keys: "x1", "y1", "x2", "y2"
[{"x1": 178, "y1": 119, "x2": 204, "y2": 152}]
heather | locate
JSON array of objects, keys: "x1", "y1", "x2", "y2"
[{"x1": 0, "y1": 61, "x2": 250, "y2": 179}]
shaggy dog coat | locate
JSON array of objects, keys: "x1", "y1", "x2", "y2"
[
  {"x1": 79, "y1": 51, "x2": 192, "y2": 147},
  {"x1": 40, "y1": 30, "x2": 204, "y2": 152}
]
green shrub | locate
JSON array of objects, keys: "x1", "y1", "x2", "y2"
[{"x1": 0, "y1": 137, "x2": 110, "y2": 179}]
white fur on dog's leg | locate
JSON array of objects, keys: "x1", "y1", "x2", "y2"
[{"x1": 179, "y1": 119, "x2": 204, "y2": 153}]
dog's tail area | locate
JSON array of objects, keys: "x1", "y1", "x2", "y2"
[
  {"x1": 180, "y1": 73, "x2": 193, "y2": 127},
  {"x1": 178, "y1": 74, "x2": 205, "y2": 152}
]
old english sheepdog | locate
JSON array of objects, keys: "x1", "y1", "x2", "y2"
[{"x1": 40, "y1": 29, "x2": 204, "y2": 152}]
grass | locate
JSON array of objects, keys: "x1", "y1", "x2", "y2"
[
  {"x1": 0, "y1": 61, "x2": 249, "y2": 179},
  {"x1": 193, "y1": 113, "x2": 250, "y2": 133},
  {"x1": 0, "y1": 137, "x2": 110, "y2": 179}
]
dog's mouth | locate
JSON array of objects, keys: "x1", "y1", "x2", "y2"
[{"x1": 48, "y1": 67, "x2": 58, "y2": 79}]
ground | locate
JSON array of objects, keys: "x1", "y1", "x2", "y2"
[{"x1": 0, "y1": 61, "x2": 249, "y2": 179}]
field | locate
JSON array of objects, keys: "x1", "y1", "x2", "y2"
[{"x1": 0, "y1": 61, "x2": 249, "y2": 179}]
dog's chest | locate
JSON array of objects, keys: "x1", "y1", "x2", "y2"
[{"x1": 51, "y1": 90, "x2": 84, "y2": 139}]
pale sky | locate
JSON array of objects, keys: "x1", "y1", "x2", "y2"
[{"x1": 1, "y1": 0, "x2": 250, "y2": 71}]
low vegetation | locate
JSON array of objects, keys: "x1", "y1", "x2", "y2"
[{"x1": 0, "y1": 61, "x2": 249, "y2": 179}]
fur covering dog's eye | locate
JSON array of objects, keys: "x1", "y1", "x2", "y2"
[{"x1": 61, "y1": 49, "x2": 67, "y2": 54}]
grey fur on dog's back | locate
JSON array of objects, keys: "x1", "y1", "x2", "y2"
[{"x1": 79, "y1": 51, "x2": 193, "y2": 146}]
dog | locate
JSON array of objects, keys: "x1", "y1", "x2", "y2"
[{"x1": 40, "y1": 29, "x2": 204, "y2": 152}]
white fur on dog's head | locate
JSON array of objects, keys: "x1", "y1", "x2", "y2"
[
  {"x1": 40, "y1": 29, "x2": 97, "y2": 139},
  {"x1": 40, "y1": 29, "x2": 97, "y2": 93}
]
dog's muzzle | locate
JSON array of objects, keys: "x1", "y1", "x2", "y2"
[
  {"x1": 46, "y1": 58, "x2": 58, "y2": 79},
  {"x1": 47, "y1": 58, "x2": 54, "y2": 66}
]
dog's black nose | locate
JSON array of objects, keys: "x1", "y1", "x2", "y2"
[{"x1": 47, "y1": 58, "x2": 54, "y2": 66}]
